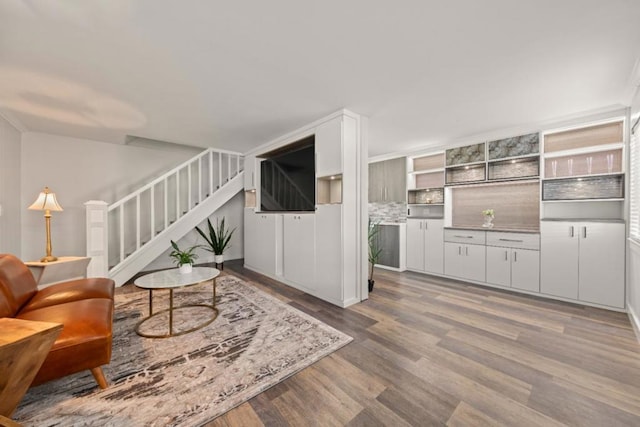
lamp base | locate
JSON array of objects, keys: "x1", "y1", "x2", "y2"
[{"x1": 40, "y1": 255, "x2": 58, "y2": 263}]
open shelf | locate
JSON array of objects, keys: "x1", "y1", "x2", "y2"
[
  {"x1": 317, "y1": 175, "x2": 342, "y2": 204},
  {"x1": 408, "y1": 188, "x2": 444, "y2": 205},
  {"x1": 542, "y1": 174, "x2": 624, "y2": 201},
  {"x1": 488, "y1": 156, "x2": 539, "y2": 180}
]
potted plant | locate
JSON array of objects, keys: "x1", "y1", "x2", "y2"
[
  {"x1": 368, "y1": 220, "x2": 382, "y2": 292},
  {"x1": 195, "y1": 217, "x2": 236, "y2": 264},
  {"x1": 169, "y1": 240, "x2": 199, "y2": 274},
  {"x1": 482, "y1": 209, "x2": 495, "y2": 228}
]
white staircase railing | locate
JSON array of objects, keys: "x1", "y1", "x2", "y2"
[{"x1": 85, "y1": 148, "x2": 244, "y2": 286}]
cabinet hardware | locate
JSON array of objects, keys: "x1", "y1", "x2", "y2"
[
  {"x1": 424, "y1": 221, "x2": 428, "y2": 230},
  {"x1": 514, "y1": 251, "x2": 517, "y2": 262},
  {"x1": 499, "y1": 238, "x2": 523, "y2": 243},
  {"x1": 384, "y1": 187, "x2": 388, "y2": 200},
  {"x1": 458, "y1": 246, "x2": 462, "y2": 255},
  {"x1": 465, "y1": 246, "x2": 469, "y2": 256},
  {"x1": 419, "y1": 222, "x2": 422, "y2": 230},
  {"x1": 454, "y1": 235, "x2": 474, "y2": 239},
  {"x1": 505, "y1": 251, "x2": 508, "y2": 261},
  {"x1": 569, "y1": 226, "x2": 574, "y2": 237},
  {"x1": 582, "y1": 227, "x2": 587, "y2": 239}
]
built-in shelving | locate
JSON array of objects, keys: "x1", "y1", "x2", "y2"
[
  {"x1": 541, "y1": 119, "x2": 625, "y2": 204},
  {"x1": 317, "y1": 174, "x2": 342, "y2": 205}
]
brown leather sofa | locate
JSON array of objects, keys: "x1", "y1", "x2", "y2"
[{"x1": 0, "y1": 254, "x2": 115, "y2": 388}]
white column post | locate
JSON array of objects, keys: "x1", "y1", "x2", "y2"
[{"x1": 85, "y1": 200, "x2": 109, "y2": 278}]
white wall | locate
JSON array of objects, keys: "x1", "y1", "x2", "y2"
[
  {"x1": 20, "y1": 132, "x2": 202, "y2": 262},
  {"x1": 143, "y1": 191, "x2": 244, "y2": 271},
  {"x1": 0, "y1": 115, "x2": 22, "y2": 255}
]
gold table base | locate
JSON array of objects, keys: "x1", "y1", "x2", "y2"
[{"x1": 135, "y1": 278, "x2": 217, "y2": 339}]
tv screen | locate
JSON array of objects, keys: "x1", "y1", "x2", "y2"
[{"x1": 260, "y1": 137, "x2": 315, "y2": 212}]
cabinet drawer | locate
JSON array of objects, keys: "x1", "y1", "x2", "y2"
[
  {"x1": 486, "y1": 232, "x2": 540, "y2": 250},
  {"x1": 444, "y1": 229, "x2": 486, "y2": 244}
]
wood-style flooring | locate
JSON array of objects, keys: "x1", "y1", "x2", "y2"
[{"x1": 143, "y1": 261, "x2": 640, "y2": 426}]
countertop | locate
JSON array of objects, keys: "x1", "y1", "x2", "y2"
[
  {"x1": 541, "y1": 218, "x2": 625, "y2": 223},
  {"x1": 407, "y1": 216, "x2": 444, "y2": 220},
  {"x1": 445, "y1": 226, "x2": 540, "y2": 234},
  {"x1": 377, "y1": 221, "x2": 407, "y2": 226}
]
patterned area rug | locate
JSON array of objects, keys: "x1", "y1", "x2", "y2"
[{"x1": 15, "y1": 275, "x2": 352, "y2": 426}]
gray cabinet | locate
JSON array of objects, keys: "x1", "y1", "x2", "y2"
[
  {"x1": 375, "y1": 224, "x2": 400, "y2": 268},
  {"x1": 369, "y1": 158, "x2": 406, "y2": 203}
]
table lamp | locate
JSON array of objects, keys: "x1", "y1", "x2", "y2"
[{"x1": 28, "y1": 187, "x2": 63, "y2": 262}]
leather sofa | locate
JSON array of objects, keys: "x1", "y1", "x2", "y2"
[{"x1": 0, "y1": 254, "x2": 115, "y2": 388}]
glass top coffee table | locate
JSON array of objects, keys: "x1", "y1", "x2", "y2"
[{"x1": 133, "y1": 267, "x2": 220, "y2": 338}]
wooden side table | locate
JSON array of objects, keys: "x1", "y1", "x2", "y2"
[
  {"x1": 0, "y1": 318, "x2": 62, "y2": 419},
  {"x1": 25, "y1": 256, "x2": 91, "y2": 289}
]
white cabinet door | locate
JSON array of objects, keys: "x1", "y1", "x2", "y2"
[
  {"x1": 406, "y1": 219, "x2": 424, "y2": 271},
  {"x1": 424, "y1": 219, "x2": 444, "y2": 274},
  {"x1": 315, "y1": 205, "x2": 342, "y2": 302},
  {"x1": 243, "y1": 155, "x2": 256, "y2": 189},
  {"x1": 316, "y1": 118, "x2": 343, "y2": 176},
  {"x1": 283, "y1": 215, "x2": 316, "y2": 291},
  {"x1": 464, "y1": 244, "x2": 486, "y2": 282},
  {"x1": 444, "y1": 242, "x2": 463, "y2": 278},
  {"x1": 541, "y1": 221, "x2": 579, "y2": 299},
  {"x1": 511, "y1": 249, "x2": 540, "y2": 292},
  {"x1": 244, "y1": 212, "x2": 277, "y2": 275},
  {"x1": 578, "y1": 222, "x2": 625, "y2": 308},
  {"x1": 486, "y1": 246, "x2": 511, "y2": 287}
]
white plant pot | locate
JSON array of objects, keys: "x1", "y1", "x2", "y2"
[
  {"x1": 179, "y1": 263, "x2": 193, "y2": 274},
  {"x1": 214, "y1": 254, "x2": 224, "y2": 264}
]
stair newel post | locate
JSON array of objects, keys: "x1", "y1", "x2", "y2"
[{"x1": 85, "y1": 201, "x2": 109, "y2": 278}]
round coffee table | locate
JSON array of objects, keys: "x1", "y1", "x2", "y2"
[{"x1": 133, "y1": 267, "x2": 220, "y2": 338}]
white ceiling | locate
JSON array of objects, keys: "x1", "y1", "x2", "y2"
[{"x1": 1, "y1": 1, "x2": 640, "y2": 157}]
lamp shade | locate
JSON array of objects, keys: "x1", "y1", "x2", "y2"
[{"x1": 28, "y1": 187, "x2": 63, "y2": 212}]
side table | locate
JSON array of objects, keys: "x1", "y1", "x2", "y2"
[
  {"x1": 25, "y1": 256, "x2": 91, "y2": 289},
  {"x1": 0, "y1": 318, "x2": 62, "y2": 419}
]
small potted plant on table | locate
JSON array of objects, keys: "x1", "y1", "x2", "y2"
[
  {"x1": 169, "y1": 240, "x2": 199, "y2": 274},
  {"x1": 195, "y1": 217, "x2": 236, "y2": 269},
  {"x1": 482, "y1": 209, "x2": 495, "y2": 228}
]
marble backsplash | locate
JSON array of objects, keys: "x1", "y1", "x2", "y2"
[{"x1": 369, "y1": 202, "x2": 408, "y2": 223}]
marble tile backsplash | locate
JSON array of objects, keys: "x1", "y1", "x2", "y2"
[{"x1": 369, "y1": 202, "x2": 408, "y2": 223}]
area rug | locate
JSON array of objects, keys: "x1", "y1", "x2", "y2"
[{"x1": 14, "y1": 275, "x2": 353, "y2": 426}]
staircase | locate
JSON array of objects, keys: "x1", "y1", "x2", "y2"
[{"x1": 86, "y1": 148, "x2": 244, "y2": 286}]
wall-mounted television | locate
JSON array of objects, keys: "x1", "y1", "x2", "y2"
[{"x1": 260, "y1": 136, "x2": 315, "y2": 212}]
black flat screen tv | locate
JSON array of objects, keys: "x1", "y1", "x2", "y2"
[{"x1": 260, "y1": 136, "x2": 315, "y2": 212}]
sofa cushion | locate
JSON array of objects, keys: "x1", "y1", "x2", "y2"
[
  {"x1": 20, "y1": 277, "x2": 115, "y2": 313},
  {"x1": 0, "y1": 254, "x2": 38, "y2": 317},
  {"x1": 17, "y1": 298, "x2": 114, "y2": 385}
]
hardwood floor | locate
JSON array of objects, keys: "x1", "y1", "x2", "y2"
[{"x1": 193, "y1": 261, "x2": 640, "y2": 426}]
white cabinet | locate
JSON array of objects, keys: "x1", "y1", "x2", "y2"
[
  {"x1": 486, "y1": 247, "x2": 540, "y2": 292},
  {"x1": 486, "y1": 232, "x2": 540, "y2": 292},
  {"x1": 316, "y1": 119, "x2": 343, "y2": 176},
  {"x1": 315, "y1": 204, "x2": 343, "y2": 302},
  {"x1": 283, "y1": 214, "x2": 316, "y2": 291},
  {"x1": 243, "y1": 210, "x2": 279, "y2": 276},
  {"x1": 444, "y1": 230, "x2": 486, "y2": 282},
  {"x1": 444, "y1": 242, "x2": 486, "y2": 282},
  {"x1": 243, "y1": 155, "x2": 256, "y2": 189},
  {"x1": 540, "y1": 221, "x2": 625, "y2": 308},
  {"x1": 406, "y1": 219, "x2": 443, "y2": 274}
]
